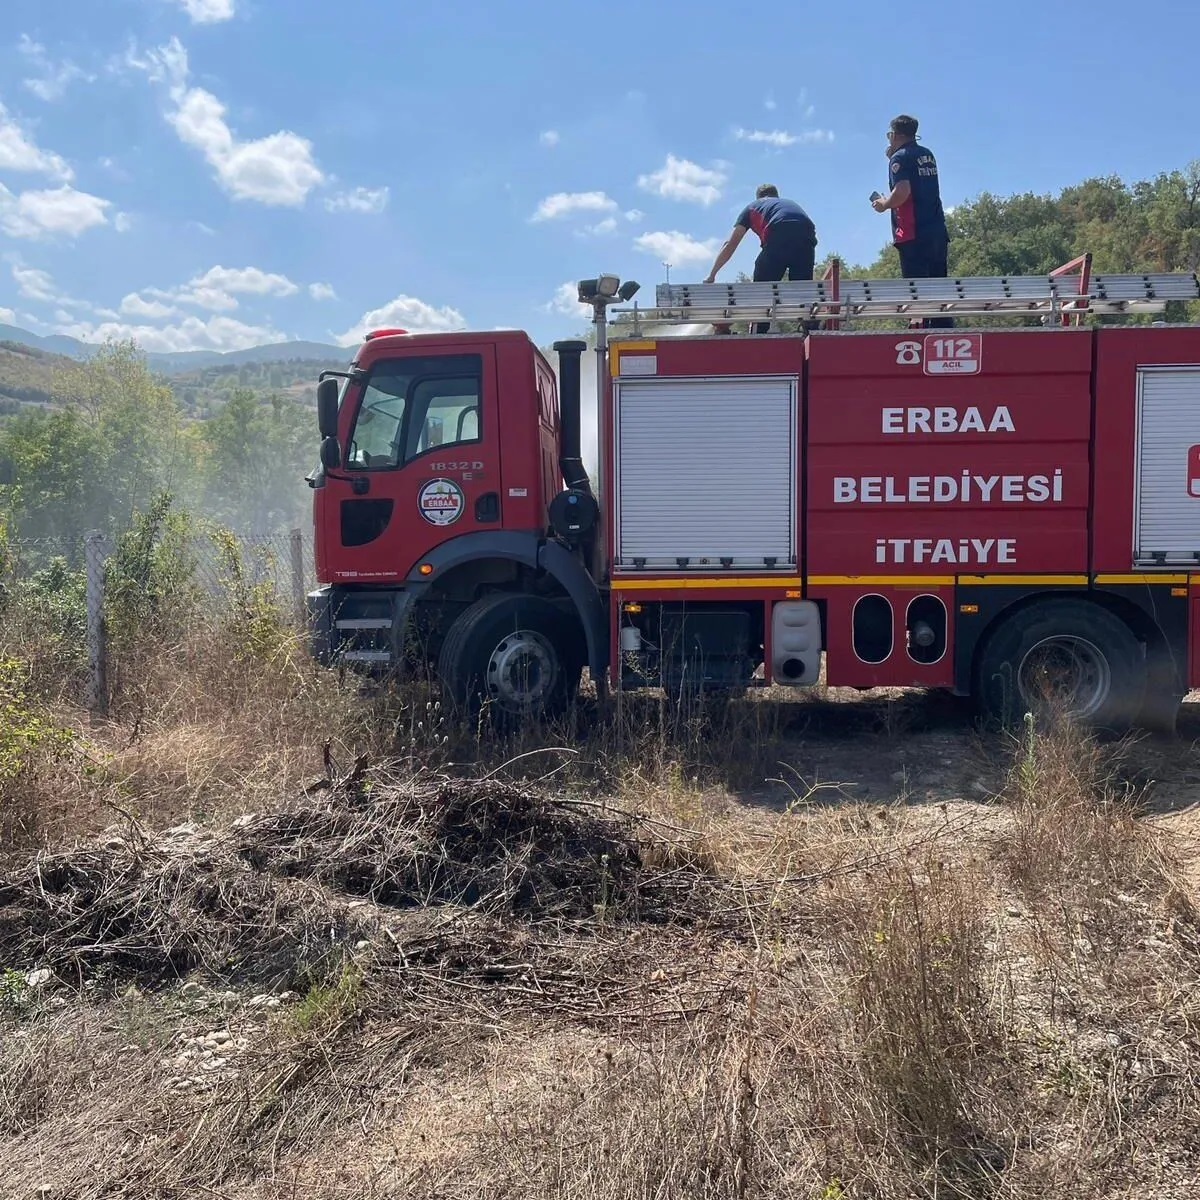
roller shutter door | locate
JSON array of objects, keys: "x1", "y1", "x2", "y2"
[
  {"x1": 1135, "y1": 367, "x2": 1200, "y2": 564},
  {"x1": 614, "y1": 375, "x2": 797, "y2": 570}
]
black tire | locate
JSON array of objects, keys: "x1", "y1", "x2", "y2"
[
  {"x1": 974, "y1": 598, "x2": 1146, "y2": 733},
  {"x1": 436, "y1": 591, "x2": 584, "y2": 726},
  {"x1": 1135, "y1": 644, "x2": 1183, "y2": 736}
]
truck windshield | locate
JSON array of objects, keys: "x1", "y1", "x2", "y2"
[{"x1": 346, "y1": 354, "x2": 482, "y2": 470}]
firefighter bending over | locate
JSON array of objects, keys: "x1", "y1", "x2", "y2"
[{"x1": 705, "y1": 184, "x2": 818, "y2": 333}]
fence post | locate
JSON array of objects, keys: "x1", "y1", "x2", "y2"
[
  {"x1": 84, "y1": 530, "x2": 108, "y2": 715},
  {"x1": 289, "y1": 528, "x2": 306, "y2": 628}
]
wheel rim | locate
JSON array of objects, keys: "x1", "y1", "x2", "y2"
[
  {"x1": 485, "y1": 629, "x2": 559, "y2": 714},
  {"x1": 1017, "y1": 634, "x2": 1111, "y2": 719}
]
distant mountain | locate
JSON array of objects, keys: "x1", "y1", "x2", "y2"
[
  {"x1": 0, "y1": 323, "x2": 348, "y2": 375},
  {"x1": 0, "y1": 338, "x2": 73, "y2": 411},
  {"x1": 0, "y1": 324, "x2": 96, "y2": 360}
]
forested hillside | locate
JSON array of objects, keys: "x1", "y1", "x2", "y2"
[
  {"x1": 171, "y1": 355, "x2": 346, "y2": 417},
  {"x1": 0, "y1": 341, "x2": 68, "y2": 414},
  {"x1": 0, "y1": 340, "x2": 342, "y2": 419}
]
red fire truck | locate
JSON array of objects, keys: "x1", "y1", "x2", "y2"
[{"x1": 306, "y1": 256, "x2": 1200, "y2": 732}]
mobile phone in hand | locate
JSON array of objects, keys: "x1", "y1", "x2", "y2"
[{"x1": 869, "y1": 191, "x2": 882, "y2": 202}]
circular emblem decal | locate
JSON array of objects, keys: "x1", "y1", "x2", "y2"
[{"x1": 418, "y1": 478, "x2": 465, "y2": 526}]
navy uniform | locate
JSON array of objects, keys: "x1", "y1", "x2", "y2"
[
  {"x1": 887, "y1": 139, "x2": 950, "y2": 279},
  {"x1": 735, "y1": 194, "x2": 818, "y2": 333},
  {"x1": 881, "y1": 114, "x2": 951, "y2": 327}
]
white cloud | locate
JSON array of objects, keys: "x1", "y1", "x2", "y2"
[
  {"x1": 0, "y1": 183, "x2": 111, "y2": 239},
  {"x1": 324, "y1": 185, "x2": 389, "y2": 214},
  {"x1": 578, "y1": 217, "x2": 617, "y2": 237},
  {"x1": 636, "y1": 155, "x2": 726, "y2": 206},
  {"x1": 18, "y1": 35, "x2": 93, "y2": 102},
  {"x1": 624, "y1": 209, "x2": 643, "y2": 222},
  {"x1": 734, "y1": 127, "x2": 835, "y2": 147},
  {"x1": 309, "y1": 282, "x2": 337, "y2": 301},
  {"x1": 148, "y1": 282, "x2": 235, "y2": 312},
  {"x1": 165, "y1": 0, "x2": 237, "y2": 23},
  {"x1": 10, "y1": 265, "x2": 101, "y2": 312},
  {"x1": 803, "y1": 104, "x2": 816, "y2": 119},
  {"x1": 59, "y1": 313, "x2": 281, "y2": 354},
  {"x1": 764, "y1": 95, "x2": 777, "y2": 111},
  {"x1": 735, "y1": 128, "x2": 797, "y2": 148},
  {"x1": 531, "y1": 191, "x2": 617, "y2": 222},
  {"x1": 114, "y1": 211, "x2": 133, "y2": 233},
  {"x1": 335, "y1": 296, "x2": 467, "y2": 347},
  {"x1": 189, "y1": 265, "x2": 299, "y2": 298},
  {"x1": 0, "y1": 307, "x2": 15, "y2": 324},
  {"x1": 633, "y1": 230, "x2": 720, "y2": 266},
  {"x1": 135, "y1": 37, "x2": 324, "y2": 207},
  {"x1": 120, "y1": 293, "x2": 178, "y2": 319},
  {"x1": 132, "y1": 264, "x2": 301, "y2": 314},
  {"x1": 0, "y1": 100, "x2": 73, "y2": 180},
  {"x1": 539, "y1": 129, "x2": 560, "y2": 147},
  {"x1": 545, "y1": 282, "x2": 591, "y2": 320},
  {"x1": 118, "y1": 264, "x2": 304, "y2": 320},
  {"x1": 12, "y1": 264, "x2": 57, "y2": 302}
]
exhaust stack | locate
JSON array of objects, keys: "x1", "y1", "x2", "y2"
[{"x1": 552, "y1": 339, "x2": 591, "y2": 496}]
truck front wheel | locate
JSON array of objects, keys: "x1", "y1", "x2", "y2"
[
  {"x1": 974, "y1": 598, "x2": 1146, "y2": 733},
  {"x1": 436, "y1": 592, "x2": 583, "y2": 725}
]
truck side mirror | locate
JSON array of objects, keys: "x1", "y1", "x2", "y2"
[
  {"x1": 317, "y1": 378, "x2": 340, "y2": 439},
  {"x1": 319, "y1": 435, "x2": 341, "y2": 469}
]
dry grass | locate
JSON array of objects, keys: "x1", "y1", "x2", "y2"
[
  {"x1": 3, "y1": 717, "x2": 1200, "y2": 1198},
  {"x1": 4, "y1": 578, "x2": 1200, "y2": 1199}
]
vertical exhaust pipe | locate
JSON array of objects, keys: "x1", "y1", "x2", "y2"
[{"x1": 553, "y1": 339, "x2": 592, "y2": 496}]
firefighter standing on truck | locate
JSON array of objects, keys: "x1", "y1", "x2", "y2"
[
  {"x1": 704, "y1": 184, "x2": 818, "y2": 333},
  {"x1": 873, "y1": 113, "x2": 953, "y2": 328}
]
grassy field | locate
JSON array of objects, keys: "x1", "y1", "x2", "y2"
[{"x1": 2, "y1": 578, "x2": 1200, "y2": 1199}]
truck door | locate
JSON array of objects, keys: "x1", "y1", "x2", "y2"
[{"x1": 322, "y1": 344, "x2": 500, "y2": 583}]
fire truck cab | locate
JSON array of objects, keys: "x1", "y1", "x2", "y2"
[{"x1": 307, "y1": 258, "x2": 1200, "y2": 732}]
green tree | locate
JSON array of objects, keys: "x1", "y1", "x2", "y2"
[
  {"x1": 196, "y1": 388, "x2": 315, "y2": 532},
  {"x1": 0, "y1": 341, "x2": 186, "y2": 544}
]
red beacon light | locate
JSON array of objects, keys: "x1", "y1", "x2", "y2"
[{"x1": 364, "y1": 327, "x2": 409, "y2": 340}]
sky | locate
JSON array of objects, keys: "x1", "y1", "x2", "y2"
[{"x1": 1, "y1": 0, "x2": 1198, "y2": 355}]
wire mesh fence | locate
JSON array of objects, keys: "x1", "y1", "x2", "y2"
[
  {"x1": 3, "y1": 527, "x2": 319, "y2": 713},
  {"x1": 5, "y1": 528, "x2": 317, "y2": 615}
]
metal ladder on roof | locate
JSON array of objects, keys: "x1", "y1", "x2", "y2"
[{"x1": 618, "y1": 254, "x2": 1200, "y2": 330}]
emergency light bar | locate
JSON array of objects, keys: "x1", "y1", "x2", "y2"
[{"x1": 629, "y1": 271, "x2": 1200, "y2": 325}]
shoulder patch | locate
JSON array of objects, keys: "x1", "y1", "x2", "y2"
[{"x1": 890, "y1": 159, "x2": 900, "y2": 175}]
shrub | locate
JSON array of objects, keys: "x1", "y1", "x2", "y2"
[{"x1": 0, "y1": 657, "x2": 75, "y2": 844}]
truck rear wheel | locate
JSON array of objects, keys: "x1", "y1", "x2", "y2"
[
  {"x1": 974, "y1": 598, "x2": 1146, "y2": 733},
  {"x1": 436, "y1": 592, "x2": 583, "y2": 725}
]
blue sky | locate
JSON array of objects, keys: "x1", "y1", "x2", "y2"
[{"x1": 1, "y1": 0, "x2": 1198, "y2": 354}]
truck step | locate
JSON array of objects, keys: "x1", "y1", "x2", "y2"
[
  {"x1": 336, "y1": 618, "x2": 393, "y2": 629},
  {"x1": 340, "y1": 649, "x2": 392, "y2": 663}
]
